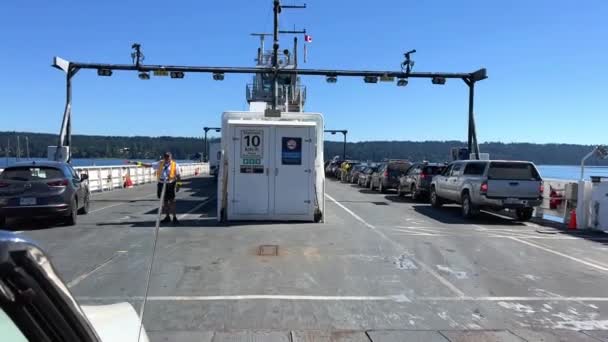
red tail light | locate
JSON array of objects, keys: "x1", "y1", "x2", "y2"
[
  {"x1": 539, "y1": 183, "x2": 544, "y2": 194},
  {"x1": 384, "y1": 170, "x2": 388, "y2": 177},
  {"x1": 480, "y1": 181, "x2": 488, "y2": 194},
  {"x1": 47, "y1": 179, "x2": 69, "y2": 187},
  {"x1": 419, "y1": 173, "x2": 427, "y2": 180}
]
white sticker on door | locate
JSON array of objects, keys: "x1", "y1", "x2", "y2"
[{"x1": 240, "y1": 129, "x2": 264, "y2": 173}]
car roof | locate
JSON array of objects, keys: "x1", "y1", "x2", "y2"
[
  {"x1": 6, "y1": 161, "x2": 69, "y2": 169},
  {"x1": 415, "y1": 162, "x2": 446, "y2": 167},
  {"x1": 452, "y1": 160, "x2": 534, "y2": 164}
]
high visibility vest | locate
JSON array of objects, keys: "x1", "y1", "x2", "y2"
[{"x1": 157, "y1": 161, "x2": 177, "y2": 182}]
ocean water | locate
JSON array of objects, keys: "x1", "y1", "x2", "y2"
[
  {"x1": 2, "y1": 158, "x2": 195, "y2": 168},
  {"x1": 2, "y1": 158, "x2": 607, "y2": 181},
  {"x1": 537, "y1": 165, "x2": 608, "y2": 181}
]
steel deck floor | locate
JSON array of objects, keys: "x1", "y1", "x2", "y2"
[{"x1": 7, "y1": 176, "x2": 608, "y2": 341}]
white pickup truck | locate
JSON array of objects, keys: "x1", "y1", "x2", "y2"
[{"x1": 430, "y1": 160, "x2": 544, "y2": 221}]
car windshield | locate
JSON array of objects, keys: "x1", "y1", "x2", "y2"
[
  {"x1": 423, "y1": 166, "x2": 445, "y2": 175},
  {"x1": 488, "y1": 162, "x2": 541, "y2": 180},
  {"x1": 1, "y1": 167, "x2": 63, "y2": 181}
]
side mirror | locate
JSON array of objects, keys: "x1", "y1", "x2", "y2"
[{"x1": 80, "y1": 174, "x2": 89, "y2": 181}]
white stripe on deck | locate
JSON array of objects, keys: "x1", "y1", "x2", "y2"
[
  {"x1": 75, "y1": 294, "x2": 608, "y2": 302},
  {"x1": 325, "y1": 193, "x2": 466, "y2": 298},
  {"x1": 508, "y1": 237, "x2": 608, "y2": 272},
  {"x1": 176, "y1": 196, "x2": 216, "y2": 220},
  {"x1": 89, "y1": 193, "x2": 156, "y2": 213},
  {"x1": 67, "y1": 251, "x2": 127, "y2": 288}
]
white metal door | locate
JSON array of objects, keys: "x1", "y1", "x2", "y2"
[
  {"x1": 232, "y1": 126, "x2": 271, "y2": 215},
  {"x1": 273, "y1": 127, "x2": 312, "y2": 215}
]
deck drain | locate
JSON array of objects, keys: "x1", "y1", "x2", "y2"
[
  {"x1": 258, "y1": 245, "x2": 279, "y2": 256},
  {"x1": 372, "y1": 201, "x2": 389, "y2": 206}
]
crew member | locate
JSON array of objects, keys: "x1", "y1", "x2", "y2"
[{"x1": 131, "y1": 152, "x2": 181, "y2": 224}]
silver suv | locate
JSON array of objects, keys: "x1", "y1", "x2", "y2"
[{"x1": 430, "y1": 160, "x2": 543, "y2": 221}]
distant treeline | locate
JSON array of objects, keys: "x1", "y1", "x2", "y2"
[
  {"x1": 325, "y1": 141, "x2": 608, "y2": 166},
  {"x1": 1, "y1": 131, "x2": 606, "y2": 165},
  {"x1": 0, "y1": 131, "x2": 208, "y2": 160}
]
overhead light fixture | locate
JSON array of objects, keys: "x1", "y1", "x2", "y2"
[
  {"x1": 170, "y1": 71, "x2": 185, "y2": 79},
  {"x1": 213, "y1": 72, "x2": 225, "y2": 81},
  {"x1": 397, "y1": 78, "x2": 408, "y2": 87},
  {"x1": 97, "y1": 68, "x2": 112, "y2": 77},
  {"x1": 326, "y1": 75, "x2": 337, "y2": 83},
  {"x1": 138, "y1": 72, "x2": 150, "y2": 80},
  {"x1": 432, "y1": 76, "x2": 446, "y2": 85},
  {"x1": 363, "y1": 76, "x2": 378, "y2": 84}
]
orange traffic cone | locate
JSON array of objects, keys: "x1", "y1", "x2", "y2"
[
  {"x1": 568, "y1": 209, "x2": 577, "y2": 230},
  {"x1": 123, "y1": 175, "x2": 134, "y2": 189}
]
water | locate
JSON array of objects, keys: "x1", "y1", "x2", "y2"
[
  {"x1": 2, "y1": 158, "x2": 196, "y2": 168},
  {"x1": 3, "y1": 158, "x2": 607, "y2": 181},
  {"x1": 537, "y1": 165, "x2": 608, "y2": 181}
]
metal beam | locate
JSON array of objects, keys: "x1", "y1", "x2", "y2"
[{"x1": 57, "y1": 59, "x2": 482, "y2": 80}]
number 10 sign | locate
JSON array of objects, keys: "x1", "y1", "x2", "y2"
[{"x1": 241, "y1": 129, "x2": 263, "y2": 159}]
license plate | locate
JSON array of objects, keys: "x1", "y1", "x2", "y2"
[
  {"x1": 20, "y1": 197, "x2": 36, "y2": 206},
  {"x1": 505, "y1": 198, "x2": 521, "y2": 204}
]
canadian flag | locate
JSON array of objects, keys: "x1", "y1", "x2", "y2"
[{"x1": 304, "y1": 34, "x2": 312, "y2": 43}]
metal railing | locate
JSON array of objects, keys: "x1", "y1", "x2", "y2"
[
  {"x1": 246, "y1": 83, "x2": 306, "y2": 111},
  {"x1": 74, "y1": 163, "x2": 208, "y2": 192}
]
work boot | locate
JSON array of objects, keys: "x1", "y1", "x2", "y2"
[
  {"x1": 161, "y1": 216, "x2": 171, "y2": 224},
  {"x1": 172, "y1": 216, "x2": 179, "y2": 225}
]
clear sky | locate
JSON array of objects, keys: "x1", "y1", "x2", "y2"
[{"x1": 1, "y1": 0, "x2": 606, "y2": 144}]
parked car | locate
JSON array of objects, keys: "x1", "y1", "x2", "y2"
[
  {"x1": 0, "y1": 161, "x2": 90, "y2": 226},
  {"x1": 358, "y1": 165, "x2": 378, "y2": 188},
  {"x1": 430, "y1": 160, "x2": 543, "y2": 221},
  {"x1": 347, "y1": 164, "x2": 367, "y2": 183},
  {"x1": 340, "y1": 161, "x2": 360, "y2": 182},
  {"x1": 398, "y1": 162, "x2": 446, "y2": 200},
  {"x1": 370, "y1": 160, "x2": 412, "y2": 193},
  {"x1": 325, "y1": 160, "x2": 343, "y2": 178}
]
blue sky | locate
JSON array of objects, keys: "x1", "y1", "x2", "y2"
[{"x1": 1, "y1": 0, "x2": 606, "y2": 144}]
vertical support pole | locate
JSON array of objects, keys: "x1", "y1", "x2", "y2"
[
  {"x1": 6, "y1": 138, "x2": 9, "y2": 167},
  {"x1": 466, "y1": 79, "x2": 480, "y2": 160},
  {"x1": 26, "y1": 137, "x2": 30, "y2": 159},
  {"x1": 342, "y1": 131, "x2": 347, "y2": 160},
  {"x1": 16, "y1": 136, "x2": 20, "y2": 162},
  {"x1": 56, "y1": 69, "x2": 75, "y2": 162},
  {"x1": 272, "y1": 0, "x2": 280, "y2": 112},
  {"x1": 203, "y1": 129, "x2": 208, "y2": 162}
]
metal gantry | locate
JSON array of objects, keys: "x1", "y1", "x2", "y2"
[
  {"x1": 203, "y1": 127, "x2": 221, "y2": 162},
  {"x1": 324, "y1": 130, "x2": 348, "y2": 160},
  {"x1": 51, "y1": 1, "x2": 487, "y2": 162}
]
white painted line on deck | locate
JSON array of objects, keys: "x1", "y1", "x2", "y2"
[
  {"x1": 177, "y1": 196, "x2": 216, "y2": 220},
  {"x1": 508, "y1": 237, "x2": 608, "y2": 272},
  {"x1": 89, "y1": 193, "x2": 156, "y2": 214},
  {"x1": 76, "y1": 294, "x2": 608, "y2": 302},
  {"x1": 325, "y1": 193, "x2": 466, "y2": 298},
  {"x1": 67, "y1": 251, "x2": 127, "y2": 288}
]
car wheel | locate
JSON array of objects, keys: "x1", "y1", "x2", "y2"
[
  {"x1": 78, "y1": 193, "x2": 90, "y2": 214},
  {"x1": 516, "y1": 208, "x2": 533, "y2": 221},
  {"x1": 65, "y1": 198, "x2": 78, "y2": 226},
  {"x1": 430, "y1": 187, "x2": 443, "y2": 208},
  {"x1": 411, "y1": 184, "x2": 419, "y2": 202},
  {"x1": 461, "y1": 192, "x2": 477, "y2": 219}
]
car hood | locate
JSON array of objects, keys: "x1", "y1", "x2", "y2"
[{"x1": 81, "y1": 302, "x2": 149, "y2": 342}]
